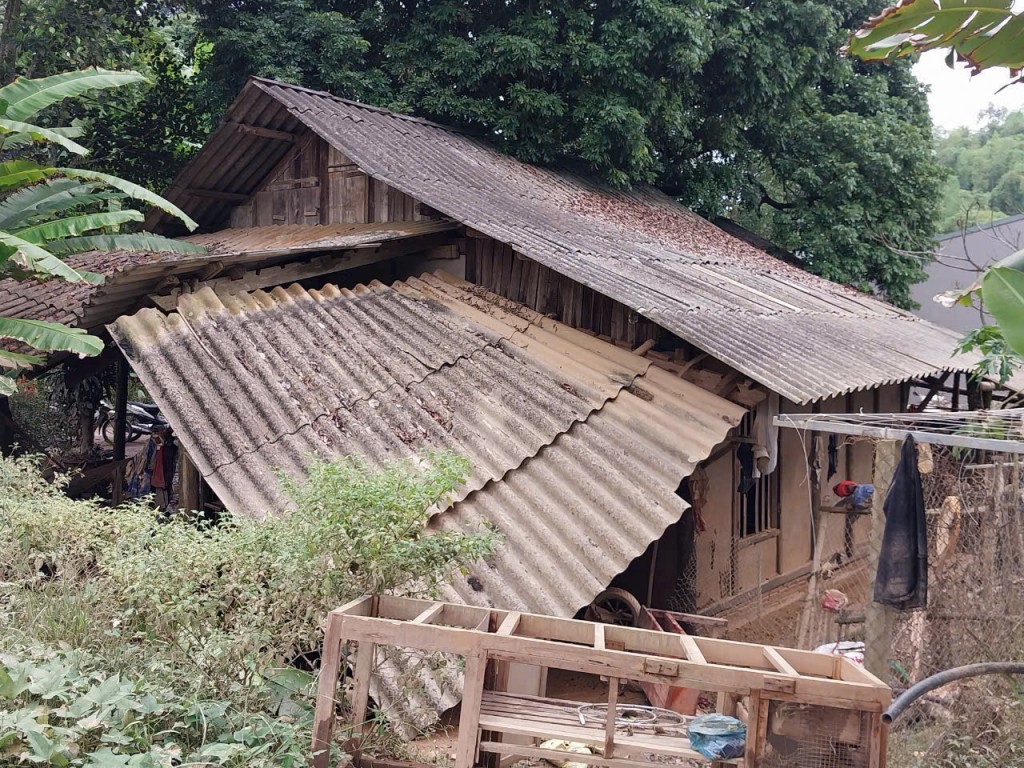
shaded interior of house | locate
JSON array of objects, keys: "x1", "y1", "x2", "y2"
[{"x1": 0, "y1": 77, "x2": 1012, "y2": 750}]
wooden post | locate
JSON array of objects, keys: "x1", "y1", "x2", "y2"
[
  {"x1": 742, "y1": 693, "x2": 762, "y2": 766},
  {"x1": 111, "y1": 356, "x2": 129, "y2": 505},
  {"x1": 797, "y1": 429, "x2": 824, "y2": 648},
  {"x1": 0, "y1": 396, "x2": 15, "y2": 455},
  {"x1": 178, "y1": 447, "x2": 202, "y2": 514},
  {"x1": 455, "y1": 651, "x2": 488, "y2": 768},
  {"x1": 865, "y1": 440, "x2": 900, "y2": 680},
  {"x1": 604, "y1": 677, "x2": 619, "y2": 758},
  {"x1": 311, "y1": 615, "x2": 345, "y2": 768},
  {"x1": 112, "y1": 355, "x2": 128, "y2": 463},
  {"x1": 348, "y1": 640, "x2": 376, "y2": 759}
]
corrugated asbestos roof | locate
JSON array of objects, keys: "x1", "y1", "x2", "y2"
[
  {"x1": 109, "y1": 270, "x2": 743, "y2": 734},
  {"x1": 149, "y1": 77, "x2": 981, "y2": 404},
  {"x1": 0, "y1": 220, "x2": 453, "y2": 356}
]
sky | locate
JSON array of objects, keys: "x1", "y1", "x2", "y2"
[{"x1": 914, "y1": 50, "x2": 1024, "y2": 133}]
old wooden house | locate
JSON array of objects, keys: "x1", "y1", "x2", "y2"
[{"x1": 0, "y1": 77, "x2": 995, "y2": 728}]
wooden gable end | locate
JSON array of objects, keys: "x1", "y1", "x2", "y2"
[{"x1": 227, "y1": 134, "x2": 422, "y2": 228}]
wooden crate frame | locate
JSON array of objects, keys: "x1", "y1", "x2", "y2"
[{"x1": 312, "y1": 595, "x2": 891, "y2": 768}]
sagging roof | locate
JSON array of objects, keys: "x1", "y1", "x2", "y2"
[
  {"x1": 0, "y1": 220, "x2": 453, "y2": 356},
  {"x1": 110, "y1": 271, "x2": 742, "y2": 516},
  {"x1": 148, "y1": 76, "x2": 979, "y2": 404},
  {"x1": 110, "y1": 270, "x2": 743, "y2": 734}
]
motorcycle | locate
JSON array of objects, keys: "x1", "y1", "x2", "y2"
[{"x1": 96, "y1": 398, "x2": 170, "y2": 444}]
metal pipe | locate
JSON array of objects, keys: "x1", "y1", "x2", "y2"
[{"x1": 884, "y1": 662, "x2": 1024, "y2": 724}]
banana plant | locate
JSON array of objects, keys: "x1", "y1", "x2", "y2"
[
  {"x1": 0, "y1": 68, "x2": 205, "y2": 396},
  {"x1": 846, "y1": 1, "x2": 1024, "y2": 81}
]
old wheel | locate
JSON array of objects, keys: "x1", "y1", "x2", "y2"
[{"x1": 591, "y1": 588, "x2": 642, "y2": 627}]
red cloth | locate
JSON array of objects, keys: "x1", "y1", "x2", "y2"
[
  {"x1": 151, "y1": 446, "x2": 166, "y2": 489},
  {"x1": 833, "y1": 480, "x2": 858, "y2": 498}
]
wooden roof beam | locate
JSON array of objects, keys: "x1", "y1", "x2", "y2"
[
  {"x1": 230, "y1": 122, "x2": 297, "y2": 142},
  {"x1": 186, "y1": 188, "x2": 249, "y2": 203}
]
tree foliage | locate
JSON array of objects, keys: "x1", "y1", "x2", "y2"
[
  {"x1": 935, "y1": 109, "x2": 1024, "y2": 233},
  {"x1": 0, "y1": 1, "x2": 205, "y2": 190},
  {"x1": 191, "y1": 0, "x2": 944, "y2": 308}
]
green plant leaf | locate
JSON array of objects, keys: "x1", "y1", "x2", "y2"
[
  {"x1": 846, "y1": 1, "x2": 1024, "y2": 73},
  {"x1": 45, "y1": 233, "x2": 205, "y2": 256},
  {"x1": 0, "y1": 231, "x2": 92, "y2": 282},
  {"x1": 0, "y1": 68, "x2": 147, "y2": 122},
  {"x1": 83, "y1": 747, "x2": 133, "y2": 768},
  {"x1": 0, "y1": 666, "x2": 28, "y2": 698},
  {"x1": 14, "y1": 210, "x2": 144, "y2": 244},
  {"x1": 25, "y1": 730, "x2": 69, "y2": 766},
  {"x1": 0, "y1": 119, "x2": 88, "y2": 155},
  {"x1": 0, "y1": 318, "x2": 104, "y2": 357},
  {"x1": 982, "y1": 266, "x2": 1024, "y2": 358},
  {"x1": 0, "y1": 160, "x2": 56, "y2": 192},
  {"x1": 0, "y1": 375, "x2": 16, "y2": 396},
  {"x1": 0, "y1": 179, "x2": 88, "y2": 229},
  {"x1": 0, "y1": 348, "x2": 43, "y2": 370},
  {"x1": 60, "y1": 169, "x2": 198, "y2": 232}
]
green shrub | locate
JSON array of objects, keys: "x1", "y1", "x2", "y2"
[{"x1": 0, "y1": 451, "x2": 496, "y2": 765}]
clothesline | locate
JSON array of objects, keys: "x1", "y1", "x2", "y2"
[{"x1": 774, "y1": 409, "x2": 1024, "y2": 455}]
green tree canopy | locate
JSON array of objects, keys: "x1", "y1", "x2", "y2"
[
  {"x1": 190, "y1": 0, "x2": 944, "y2": 308},
  {"x1": 935, "y1": 109, "x2": 1024, "y2": 233},
  {"x1": 0, "y1": 1, "x2": 205, "y2": 190}
]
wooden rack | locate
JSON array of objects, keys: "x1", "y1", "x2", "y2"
[{"x1": 312, "y1": 596, "x2": 891, "y2": 768}]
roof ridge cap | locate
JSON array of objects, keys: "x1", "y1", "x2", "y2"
[{"x1": 249, "y1": 76, "x2": 472, "y2": 135}]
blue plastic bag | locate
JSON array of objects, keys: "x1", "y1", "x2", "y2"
[{"x1": 687, "y1": 713, "x2": 747, "y2": 760}]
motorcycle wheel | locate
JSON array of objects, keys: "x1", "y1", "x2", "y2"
[{"x1": 102, "y1": 417, "x2": 142, "y2": 445}]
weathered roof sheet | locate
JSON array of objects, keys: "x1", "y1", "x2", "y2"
[
  {"x1": 186, "y1": 219, "x2": 455, "y2": 258},
  {"x1": 148, "y1": 77, "x2": 980, "y2": 403},
  {"x1": 110, "y1": 270, "x2": 743, "y2": 734},
  {"x1": 110, "y1": 272, "x2": 739, "y2": 517},
  {"x1": 0, "y1": 220, "x2": 452, "y2": 356}
]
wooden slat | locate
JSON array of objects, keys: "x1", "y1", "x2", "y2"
[
  {"x1": 496, "y1": 612, "x2": 521, "y2": 636},
  {"x1": 412, "y1": 602, "x2": 445, "y2": 625},
  {"x1": 680, "y1": 634, "x2": 706, "y2": 664},
  {"x1": 594, "y1": 623, "x2": 606, "y2": 650},
  {"x1": 476, "y1": 712, "x2": 717, "y2": 762},
  {"x1": 763, "y1": 647, "x2": 799, "y2": 677}
]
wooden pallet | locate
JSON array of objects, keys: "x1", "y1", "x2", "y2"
[{"x1": 311, "y1": 595, "x2": 891, "y2": 768}]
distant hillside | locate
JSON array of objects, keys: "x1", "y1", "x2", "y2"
[{"x1": 936, "y1": 109, "x2": 1024, "y2": 235}]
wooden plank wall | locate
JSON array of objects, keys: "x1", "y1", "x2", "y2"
[
  {"x1": 228, "y1": 135, "x2": 420, "y2": 228},
  {"x1": 466, "y1": 237, "x2": 660, "y2": 348}
]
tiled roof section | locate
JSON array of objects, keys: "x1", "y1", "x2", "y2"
[
  {"x1": 0, "y1": 220, "x2": 454, "y2": 358},
  {"x1": 150, "y1": 77, "x2": 980, "y2": 403},
  {"x1": 110, "y1": 273, "x2": 727, "y2": 518},
  {"x1": 110, "y1": 270, "x2": 744, "y2": 735}
]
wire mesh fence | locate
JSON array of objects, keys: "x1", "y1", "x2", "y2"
[{"x1": 707, "y1": 438, "x2": 1024, "y2": 766}]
